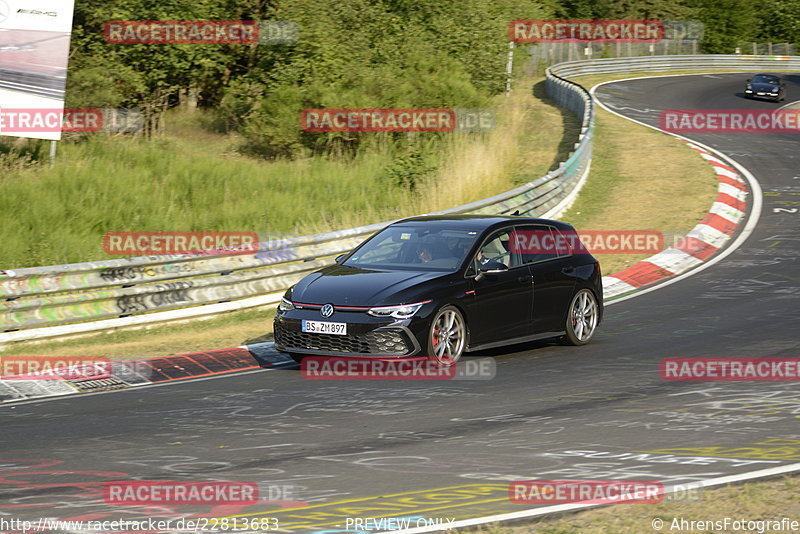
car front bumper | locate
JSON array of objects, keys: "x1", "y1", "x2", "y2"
[
  {"x1": 273, "y1": 312, "x2": 424, "y2": 358},
  {"x1": 745, "y1": 90, "x2": 780, "y2": 100}
]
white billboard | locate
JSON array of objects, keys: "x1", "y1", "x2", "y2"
[{"x1": 0, "y1": 0, "x2": 75, "y2": 140}]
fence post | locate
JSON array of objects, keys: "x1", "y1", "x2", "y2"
[
  {"x1": 49, "y1": 141, "x2": 57, "y2": 168},
  {"x1": 505, "y1": 41, "x2": 515, "y2": 96}
]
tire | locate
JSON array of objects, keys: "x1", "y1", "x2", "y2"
[
  {"x1": 427, "y1": 305, "x2": 466, "y2": 366},
  {"x1": 559, "y1": 288, "x2": 599, "y2": 346}
]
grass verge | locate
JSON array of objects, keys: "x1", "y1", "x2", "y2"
[
  {"x1": 0, "y1": 307, "x2": 276, "y2": 360},
  {"x1": 461, "y1": 474, "x2": 800, "y2": 534}
]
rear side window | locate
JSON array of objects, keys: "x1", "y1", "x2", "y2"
[{"x1": 552, "y1": 229, "x2": 574, "y2": 257}]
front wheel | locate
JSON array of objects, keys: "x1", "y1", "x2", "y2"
[
  {"x1": 427, "y1": 305, "x2": 466, "y2": 366},
  {"x1": 560, "y1": 289, "x2": 599, "y2": 346}
]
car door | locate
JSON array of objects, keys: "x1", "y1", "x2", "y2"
[
  {"x1": 467, "y1": 228, "x2": 533, "y2": 345},
  {"x1": 512, "y1": 224, "x2": 578, "y2": 334}
]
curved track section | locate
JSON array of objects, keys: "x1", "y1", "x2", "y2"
[{"x1": 2, "y1": 73, "x2": 800, "y2": 531}]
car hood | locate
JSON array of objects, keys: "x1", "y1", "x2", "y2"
[
  {"x1": 290, "y1": 264, "x2": 449, "y2": 306},
  {"x1": 750, "y1": 82, "x2": 779, "y2": 92}
]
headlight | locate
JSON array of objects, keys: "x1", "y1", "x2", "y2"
[
  {"x1": 278, "y1": 298, "x2": 295, "y2": 312},
  {"x1": 367, "y1": 300, "x2": 431, "y2": 319},
  {"x1": 746, "y1": 84, "x2": 752, "y2": 90}
]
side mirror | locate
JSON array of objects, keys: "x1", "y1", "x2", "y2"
[
  {"x1": 480, "y1": 263, "x2": 509, "y2": 273},
  {"x1": 475, "y1": 262, "x2": 508, "y2": 282},
  {"x1": 334, "y1": 253, "x2": 347, "y2": 264},
  {"x1": 746, "y1": 78, "x2": 751, "y2": 82}
]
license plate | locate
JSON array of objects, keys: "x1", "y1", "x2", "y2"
[{"x1": 302, "y1": 320, "x2": 347, "y2": 335}]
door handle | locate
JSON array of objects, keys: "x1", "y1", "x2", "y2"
[
  {"x1": 561, "y1": 266, "x2": 575, "y2": 274},
  {"x1": 517, "y1": 275, "x2": 531, "y2": 283}
]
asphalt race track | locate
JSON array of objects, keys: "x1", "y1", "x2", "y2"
[{"x1": 2, "y1": 73, "x2": 800, "y2": 532}]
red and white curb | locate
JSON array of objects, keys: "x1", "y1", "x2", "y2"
[
  {"x1": 0, "y1": 344, "x2": 291, "y2": 404},
  {"x1": 602, "y1": 141, "x2": 749, "y2": 299}
]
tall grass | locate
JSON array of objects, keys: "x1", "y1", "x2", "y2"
[
  {"x1": 0, "y1": 77, "x2": 577, "y2": 269},
  {"x1": 0, "y1": 136, "x2": 413, "y2": 267},
  {"x1": 416, "y1": 78, "x2": 578, "y2": 212}
]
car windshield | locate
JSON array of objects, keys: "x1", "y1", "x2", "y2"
[
  {"x1": 343, "y1": 226, "x2": 480, "y2": 271},
  {"x1": 751, "y1": 75, "x2": 779, "y2": 84}
]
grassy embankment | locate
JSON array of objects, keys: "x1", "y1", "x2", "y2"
[{"x1": 463, "y1": 474, "x2": 800, "y2": 534}]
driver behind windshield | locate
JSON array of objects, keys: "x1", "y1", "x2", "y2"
[
  {"x1": 477, "y1": 235, "x2": 510, "y2": 270},
  {"x1": 416, "y1": 245, "x2": 434, "y2": 263}
]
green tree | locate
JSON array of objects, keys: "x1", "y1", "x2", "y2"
[
  {"x1": 694, "y1": 0, "x2": 757, "y2": 53},
  {"x1": 754, "y1": 0, "x2": 800, "y2": 46}
]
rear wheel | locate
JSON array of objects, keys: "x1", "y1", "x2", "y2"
[
  {"x1": 427, "y1": 305, "x2": 466, "y2": 366},
  {"x1": 560, "y1": 289, "x2": 599, "y2": 346}
]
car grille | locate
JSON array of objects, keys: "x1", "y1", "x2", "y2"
[{"x1": 275, "y1": 323, "x2": 411, "y2": 356}]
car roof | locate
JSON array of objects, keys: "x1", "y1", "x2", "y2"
[
  {"x1": 391, "y1": 214, "x2": 573, "y2": 231},
  {"x1": 752, "y1": 74, "x2": 779, "y2": 79}
]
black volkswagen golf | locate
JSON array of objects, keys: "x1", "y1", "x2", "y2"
[{"x1": 274, "y1": 215, "x2": 603, "y2": 365}]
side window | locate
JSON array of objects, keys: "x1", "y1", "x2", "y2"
[
  {"x1": 476, "y1": 230, "x2": 518, "y2": 270},
  {"x1": 511, "y1": 225, "x2": 559, "y2": 264},
  {"x1": 552, "y1": 229, "x2": 574, "y2": 258}
]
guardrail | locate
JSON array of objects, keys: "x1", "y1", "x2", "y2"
[
  {"x1": 548, "y1": 54, "x2": 800, "y2": 77},
  {"x1": 0, "y1": 72, "x2": 593, "y2": 344}
]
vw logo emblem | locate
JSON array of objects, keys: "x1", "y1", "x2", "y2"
[{"x1": 320, "y1": 304, "x2": 334, "y2": 318}]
